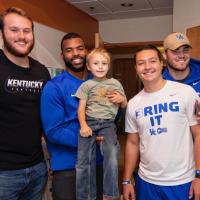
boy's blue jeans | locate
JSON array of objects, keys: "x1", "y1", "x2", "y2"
[
  {"x1": 0, "y1": 160, "x2": 48, "y2": 200},
  {"x1": 76, "y1": 117, "x2": 120, "y2": 200}
]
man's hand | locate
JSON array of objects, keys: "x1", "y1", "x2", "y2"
[
  {"x1": 123, "y1": 184, "x2": 136, "y2": 200},
  {"x1": 189, "y1": 178, "x2": 200, "y2": 200},
  {"x1": 106, "y1": 90, "x2": 125, "y2": 104}
]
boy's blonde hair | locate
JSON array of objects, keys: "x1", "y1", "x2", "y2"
[{"x1": 87, "y1": 48, "x2": 110, "y2": 64}]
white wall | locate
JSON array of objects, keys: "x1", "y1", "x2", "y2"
[
  {"x1": 0, "y1": 21, "x2": 66, "y2": 69},
  {"x1": 31, "y1": 22, "x2": 66, "y2": 69},
  {"x1": 99, "y1": 15, "x2": 173, "y2": 43},
  {"x1": 173, "y1": 0, "x2": 200, "y2": 33}
]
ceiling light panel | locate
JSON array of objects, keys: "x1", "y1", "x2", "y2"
[
  {"x1": 98, "y1": 0, "x2": 151, "y2": 12},
  {"x1": 148, "y1": 0, "x2": 173, "y2": 8},
  {"x1": 66, "y1": 0, "x2": 111, "y2": 15}
]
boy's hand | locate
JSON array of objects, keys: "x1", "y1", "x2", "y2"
[{"x1": 80, "y1": 125, "x2": 92, "y2": 137}]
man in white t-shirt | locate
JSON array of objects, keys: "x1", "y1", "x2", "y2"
[{"x1": 123, "y1": 45, "x2": 200, "y2": 200}]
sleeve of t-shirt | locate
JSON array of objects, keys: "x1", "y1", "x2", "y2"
[
  {"x1": 75, "y1": 82, "x2": 89, "y2": 100},
  {"x1": 125, "y1": 100, "x2": 139, "y2": 134},
  {"x1": 114, "y1": 79, "x2": 126, "y2": 96}
]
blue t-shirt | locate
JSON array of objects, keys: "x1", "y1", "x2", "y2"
[
  {"x1": 163, "y1": 58, "x2": 200, "y2": 96},
  {"x1": 41, "y1": 70, "x2": 102, "y2": 171}
]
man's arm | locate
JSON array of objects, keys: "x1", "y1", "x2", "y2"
[
  {"x1": 120, "y1": 94, "x2": 127, "y2": 108},
  {"x1": 41, "y1": 82, "x2": 79, "y2": 147},
  {"x1": 189, "y1": 125, "x2": 200, "y2": 200},
  {"x1": 195, "y1": 100, "x2": 200, "y2": 123},
  {"x1": 123, "y1": 132, "x2": 140, "y2": 200},
  {"x1": 77, "y1": 99, "x2": 92, "y2": 137}
]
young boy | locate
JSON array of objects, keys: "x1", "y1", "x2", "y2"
[
  {"x1": 123, "y1": 45, "x2": 200, "y2": 200},
  {"x1": 76, "y1": 48, "x2": 127, "y2": 200}
]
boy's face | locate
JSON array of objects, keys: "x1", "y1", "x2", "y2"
[
  {"x1": 135, "y1": 49, "x2": 163, "y2": 84},
  {"x1": 87, "y1": 53, "x2": 110, "y2": 80}
]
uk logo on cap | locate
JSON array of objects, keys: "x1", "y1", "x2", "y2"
[{"x1": 176, "y1": 34, "x2": 184, "y2": 40}]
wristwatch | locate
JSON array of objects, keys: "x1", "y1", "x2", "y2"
[
  {"x1": 195, "y1": 170, "x2": 200, "y2": 179},
  {"x1": 122, "y1": 179, "x2": 131, "y2": 185}
]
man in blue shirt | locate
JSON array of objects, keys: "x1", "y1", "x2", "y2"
[
  {"x1": 41, "y1": 33, "x2": 103, "y2": 200},
  {"x1": 163, "y1": 32, "x2": 200, "y2": 96}
]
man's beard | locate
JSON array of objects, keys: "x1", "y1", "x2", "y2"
[
  {"x1": 64, "y1": 56, "x2": 86, "y2": 72},
  {"x1": 167, "y1": 61, "x2": 189, "y2": 72},
  {"x1": 2, "y1": 31, "x2": 34, "y2": 57}
]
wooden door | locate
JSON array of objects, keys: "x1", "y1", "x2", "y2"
[
  {"x1": 112, "y1": 58, "x2": 140, "y2": 101},
  {"x1": 112, "y1": 58, "x2": 140, "y2": 195},
  {"x1": 111, "y1": 57, "x2": 141, "y2": 136},
  {"x1": 187, "y1": 26, "x2": 200, "y2": 59}
]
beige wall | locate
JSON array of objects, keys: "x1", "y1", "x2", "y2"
[
  {"x1": 0, "y1": 0, "x2": 99, "y2": 68},
  {"x1": 173, "y1": 0, "x2": 200, "y2": 33},
  {"x1": 31, "y1": 22, "x2": 66, "y2": 69},
  {"x1": 99, "y1": 15, "x2": 173, "y2": 43},
  {"x1": 0, "y1": 21, "x2": 65, "y2": 68},
  {"x1": 0, "y1": 0, "x2": 98, "y2": 48}
]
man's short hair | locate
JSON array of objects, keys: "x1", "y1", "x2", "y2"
[
  {"x1": 133, "y1": 45, "x2": 164, "y2": 66},
  {"x1": 0, "y1": 7, "x2": 34, "y2": 31},
  {"x1": 60, "y1": 32, "x2": 83, "y2": 52}
]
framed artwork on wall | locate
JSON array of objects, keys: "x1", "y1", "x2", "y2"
[{"x1": 47, "y1": 67, "x2": 64, "y2": 78}]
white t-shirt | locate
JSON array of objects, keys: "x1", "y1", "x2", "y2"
[{"x1": 125, "y1": 81, "x2": 199, "y2": 186}]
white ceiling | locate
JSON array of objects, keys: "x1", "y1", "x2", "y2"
[{"x1": 65, "y1": 0, "x2": 173, "y2": 21}]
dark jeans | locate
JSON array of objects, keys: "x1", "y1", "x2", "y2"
[
  {"x1": 76, "y1": 118, "x2": 120, "y2": 200},
  {"x1": 52, "y1": 166, "x2": 103, "y2": 200},
  {"x1": 0, "y1": 160, "x2": 48, "y2": 200},
  {"x1": 52, "y1": 169, "x2": 76, "y2": 200}
]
